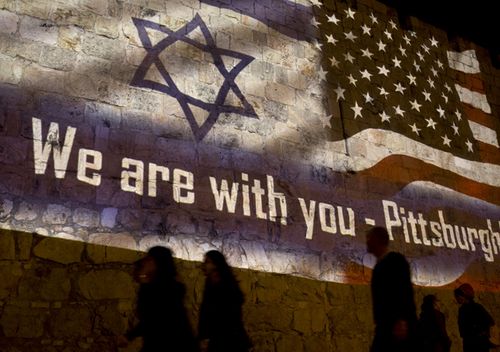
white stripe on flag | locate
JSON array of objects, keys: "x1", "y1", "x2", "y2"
[
  {"x1": 468, "y1": 120, "x2": 499, "y2": 147},
  {"x1": 321, "y1": 129, "x2": 500, "y2": 187},
  {"x1": 447, "y1": 50, "x2": 481, "y2": 74},
  {"x1": 454, "y1": 84, "x2": 492, "y2": 114},
  {"x1": 447, "y1": 50, "x2": 497, "y2": 150}
]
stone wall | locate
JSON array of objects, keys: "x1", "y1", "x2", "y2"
[
  {"x1": 0, "y1": 0, "x2": 499, "y2": 286},
  {"x1": 0, "y1": 0, "x2": 499, "y2": 350},
  {"x1": 1, "y1": 229, "x2": 499, "y2": 351}
]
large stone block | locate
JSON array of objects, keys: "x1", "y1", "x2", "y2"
[
  {"x1": 87, "y1": 233, "x2": 142, "y2": 263},
  {"x1": 49, "y1": 306, "x2": 92, "y2": 338},
  {"x1": 0, "y1": 54, "x2": 23, "y2": 84},
  {"x1": 94, "y1": 15, "x2": 120, "y2": 38},
  {"x1": 0, "y1": 262, "x2": 23, "y2": 299},
  {"x1": 14, "y1": 201, "x2": 40, "y2": 221},
  {"x1": 20, "y1": 64, "x2": 65, "y2": 94},
  {"x1": 18, "y1": 267, "x2": 71, "y2": 301},
  {"x1": 33, "y1": 237, "x2": 84, "y2": 264},
  {"x1": 80, "y1": 0, "x2": 109, "y2": 16},
  {"x1": 96, "y1": 304, "x2": 129, "y2": 335},
  {"x1": 79, "y1": 269, "x2": 135, "y2": 299},
  {"x1": 303, "y1": 335, "x2": 330, "y2": 352},
  {"x1": 16, "y1": 0, "x2": 52, "y2": 19},
  {"x1": 293, "y1": 306, "x2": 313, "y2": 334},
  {"x1": 100, "y1": 207, "x2": 118, "y2": 228},
  {"x1": 0, "y1": 304, "x2": 46, "y2": 338},
  {"x1": 84, "y1": 101, "x2": 121, "y2": 128},
  {"x1": 42, "y1": 204, "x2": 71, "y2": 225},
  {"x1": 245, "y1": 304, "x2": 293, "y2": 331},
  {"x1": 73, "y1": 207, "x2": 100, "y2": 227},
  {"x1": 276, "y1": 333, "x2": 304, "y2": 352},
  {"x1": 82, "y1": 32, "x2": 124, "y2": 60},
  {"x1": 0, "y1": 198, "x2": 13, "y2": 219},
  {"x1": 0, "y1": 231, "x2": 15, "y2": 259},
  {"x1": 0, "y1": 10, "x2": 18, "y2": 34},
  {"x1": 51, "y1": 5, "x2": 96, "y2": 30},
  {"x1": 58, "y1": 24, "x2": 84, "y2": 51},
  {"x1": 39, "y1": 45, "x2": 77, "y2": 71},
  {"x1": 16, "y1": 232, "x2": 32, "y2": 260},
  {"x1": 19, "y1": 16, "x2": 58, "y2": 45}
]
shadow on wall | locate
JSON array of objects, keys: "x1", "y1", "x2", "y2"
[{"x1": 1, "y1": 228, "x2": 497, "y2": 352}]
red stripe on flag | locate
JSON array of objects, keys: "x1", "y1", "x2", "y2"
[
  {"x1": 356, "y1": 155, "x2": 500, "y2": 206},
  {"x1": 477, "y1": 141, "x2": 500, "y2": 164},
  {"x1": 451, "y1": 71, "x2": 485, "y2": 93},
  {"x1": 461, "y1": 104, "x2": 498, "y2": 130}
]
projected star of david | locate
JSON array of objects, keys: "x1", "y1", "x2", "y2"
[{"x1": 131, "y1": 15, "x2": 257, "y2": 141}]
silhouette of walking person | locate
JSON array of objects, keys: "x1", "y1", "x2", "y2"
[
  {"x1": 366, "y1": 226, "x2": 417, "y2": 352},
  {"x1": 416, "y1": 294, "x2": 451, "y2": 352},
  {"x1": 198, "y1": 250, "x2": 251, "y2": 352},
  {"x1": 118, "y1": 246, "x2": 198, "y2": 352},
  {"x1": 454, "y1": 283, "x2": 495, "y2": 352}
]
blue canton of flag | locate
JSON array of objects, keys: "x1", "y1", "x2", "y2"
[{"x1": 313, "y1": 2, "x2": 479, "y2": 160}]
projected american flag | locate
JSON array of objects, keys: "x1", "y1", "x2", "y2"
[
  {"x1": 313, "y1": 2, "x2": 496, "y2": 161},
  {"x1": 198, "y1": 0, "x2": 500, "y2": 204}
]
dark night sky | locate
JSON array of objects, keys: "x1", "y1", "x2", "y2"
[{"x1": 379, "y1": 0, "x2": 498, "y2": 54}]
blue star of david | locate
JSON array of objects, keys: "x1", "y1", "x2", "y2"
[{"x1": 131, "y1": 15, "x2": 257, "y2": 141}]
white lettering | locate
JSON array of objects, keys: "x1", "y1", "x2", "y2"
[
  {"x1": 382, "y1": 200, "x2": 399, "y2": 240},
  {"x1": 319, "y1": 203, "x2": 337, "y2": 234},
  {"x1": 298, "y1": 198, "x2": 316, "y2": 240},
  {"x1": 173, "y1": 169, "x2": 194, "y2": 204},
  {"x1": 77, "y1": 148, "x2": 102, "y2": 186},
  {"x1": 337, "y1": 206, "x2": 355, "y2": 236},
  {"x1": 32, "y1": 117, "x2": 76, "y2": 178},
  {"x1": 210, "y1": 177, "x2": 239, "y2": 213},
  {"x1": 121, "y1": 158, "x2": 144, "y2": 195},
  {"x1": 148, "y1": 163, "x2": 169, "y2": 197},
  {"x1": 267, "y1": 175, "x2": 287, "y2": 225}
]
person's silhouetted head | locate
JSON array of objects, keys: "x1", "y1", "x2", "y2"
[
  {"x1": 454, "y1": 283, "x2": 474, "y2": 304},
  {"x1": 421, "y1": 294, "x2": 438, "y2": 313},
  {"x1": 366, "y1": 226, "x2": 390, "y2": 259},
  {"x1": 148, "y1": 246, "x2": 176, "y2": 280},
  {"x1": 202, "y1": 250, "x2": 239, "y2": 288},
  {"x1": 134, "y1": 246, "x2": 176, "y2": 284}
]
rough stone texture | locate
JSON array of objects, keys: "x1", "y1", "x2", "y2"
[
  {"x1": 79, "y1": 269, "x2": 135, "y2": 300},
  {"x1": 0, "y1": 54, "x2": 23, "y2": 84},
  {"x1": 33, "y1": 237, "x2": 83, "y2": 264},
  {"x1": 0, "y1": 231, "x2": 15, "y2": 259},
  {"x1": 0, "y1": 0, "x2": 499, "y2": 350},
  {"x1": 42, "y1": 204, "x2": 71, "y2": 225},
  {"x1": 18, "y1": 267, "x2": 71, "y2": 301},
  {"x1": 87, "y1": 232, "x2": 142, "y2": 263},
  {"x1": 0, "y1": 304, "x2": 47, "y2": 338},
  {"x1": 0, "y1": 9, "x2": 18, "y2": 34},
  {"x1": 49, "y1": 306, "x2": 93, "y2": 338},
  {"x1": 101, "y1": 207, "x2": 118, "y2": 228},
  {"x1": 0, "y1": 230, "x2": 498, "y2": 351},
  {"x1": 19, "y1": 16, "x2": 58, "y2": 45},
  {"x1": 0, "y1": 262, "x2": 23, "y2": 299},
  {"x1": 96, "y1": 304, "x2": 129, "y2": 335},
  {"x1": 82, "y1": 32, "x2": 124, "y2": 60},
  {"x1": 73, "y1": 207, "x2": 100, "y2": 227},
  {"x1": 58, "y1": 25, "x2": 84, "y2": 51},
  {"x1": 0, "y1": 198, "x2": 13, "y2": 219},
  {"x1": 14, "y1": 201, "x2": 39, "y2": 221}
]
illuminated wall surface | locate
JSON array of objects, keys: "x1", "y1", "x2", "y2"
[{"x1": 0, "y1": 0, "x2": 499, "y2": 350}]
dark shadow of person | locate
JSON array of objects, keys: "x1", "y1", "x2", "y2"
[
  {"x1": 118, "y1": 246, "x2": 198, "y2": 352},
  {"x1": 366, "y1": 226, "x2": 418, "y2": 352},
  {"x1": 454, "y1": 283, "x2": 495, "y2": 352},
  {"x1": 416, "y1": 294, "x2": 451, "y2": 352},
  {"x1": 198, "y1": 250, "x2": 252, "y2": 352}
]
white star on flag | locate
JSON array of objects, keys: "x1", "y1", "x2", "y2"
[{"x1": 311, "y1": 2, "x2": 496, "y2": 162}]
